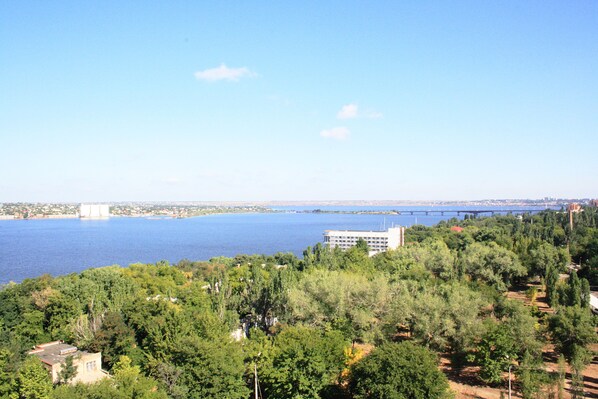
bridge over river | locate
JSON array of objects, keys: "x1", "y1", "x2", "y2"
[{"x1": 396, "y1": 209, "x2": 546, "y2": 217}]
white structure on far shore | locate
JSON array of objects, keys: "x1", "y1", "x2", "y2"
[
  {"x1": 79, "y1": 204, "x2": 110, "y2": 219},
  {"x1": 323, "y1": 226, "x2": 405, "y2": 255}
]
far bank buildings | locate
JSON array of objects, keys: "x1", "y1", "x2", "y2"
[{"x1": 323, "y1": 226, "x2": 405, "y2": 255}]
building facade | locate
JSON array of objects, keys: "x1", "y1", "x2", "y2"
[
  {"x1": 29, "y1": 341, "x2": 107, "y2": 384},
  {"x1": 323, "y1": 226, "x2": 405, "y2": 255},
  {"x1": 79, "y1": 204, "x2": 110, "y2": 219}
]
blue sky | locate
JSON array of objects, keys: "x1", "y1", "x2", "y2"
[{"x1": 1, "y1": 1, "x2": 597, "y2": 202}]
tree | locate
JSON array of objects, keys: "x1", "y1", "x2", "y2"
[
  {"x1": 558, "y1": 272, "x2": 591, "y2": 308},
  {"x1": 549, "y1": 305, "x2": 596, "y2": 397},
  {"x1": 459, "y1": 242, "x2": 526, "y2": 291},
  {"x1": 287, "y1": 270, "x2": 389, "y2": 343},
  {"x1": 383, "y1": 281, "x2": 487, "y2": 357},
  {"x1": 545, "y1": 262, "x2": 560, "y2": 307},
  {"x1": 528, "y1": 242, "x2": 568, "y2": 278},
  {"x1": 355, "y1": 238, "x2": 369, "y2": 254},
  {"x1": 549, "y1": 305, "x2": 596, "y2": 364},
  {"x1": 495, "y1": 299, "x2": 544, "y2": 359},
  {"x1": 56, "y1": 355, "x2": 78, "y2": 385},
  {"x1": 517, "y1": 351, "x2": 550, "y2": 399},
  {"x1": 349, "y1": 341, "x2": 452, "y2": 399},
  {"x1": 172, "y1": 337, "x2": 249, "y2": 399},
  {"x1": 112, "y1": 355, "x2": 167, "y2": 399},
  {"x1": 557, "y1": 354, "x2": 566, "y2": 399},
  {"x1": 88, "y1": 311, "x2": 136, "y2": 369},
  {"x1": 565, "y1": 272, "x2": 582, "y2": 307},
  {"x1": 44, "y1": 293, "x2": 80, "y2": 340},
  {"x1": 12, "y1": 356, "x2": 52, "y2": 399},
  {"x1": 146, "y1": 361, "x2": 187, "y2": 399},
  {"x1": 470, "y1": 323, "x2": 518, "y2": 385},
  {"x1": 0, "y1": 348, "x2": 17, "y2": 399},
  {"x1": 262, "y1": 326, "x2": 347, "y2": 399},
  {"x1": 423, "y1": 239, "x2": 456, "y2": 280},
  {"x1": 341, "y1": 243, "x2": 374, "y2": 274}
]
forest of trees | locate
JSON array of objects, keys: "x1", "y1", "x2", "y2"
[{"x1": 0, "y1": 207, "x2": 596, "y2": 399}]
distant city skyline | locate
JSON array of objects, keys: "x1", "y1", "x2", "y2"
[{"x1": 1, "y1": 2, "x2": 597, "y2": 202}]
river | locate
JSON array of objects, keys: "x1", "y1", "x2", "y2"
[{"x1": 0, "y1": 206, "x2": 548, "y2": 283}]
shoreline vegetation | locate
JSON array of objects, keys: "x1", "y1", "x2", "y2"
[
  {"x1": 0, "y1": 198, "x2": 585, "y2": 220},
  {"x1": 0, "y1": 207, "x2": 596, "y2": 399}
]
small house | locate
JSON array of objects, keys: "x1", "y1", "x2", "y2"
[{"x1": 29, "y1": 341, "x2": 108, "y2": 384}]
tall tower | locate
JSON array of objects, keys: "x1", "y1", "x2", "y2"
[{"x1": 567, "y1": 203, "x2": 581, "y2": 231}]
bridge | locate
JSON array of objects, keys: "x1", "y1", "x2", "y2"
[{"x1": 396, "y1": 209, "x2": 546, "y2": 217}]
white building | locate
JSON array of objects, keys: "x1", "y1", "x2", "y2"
[
  {"x1": 79, "y1": 204, "x2": 110, "y2": 219},
  {"x1": 323, "y1": 227, "x2": 405, "y2": 255}
]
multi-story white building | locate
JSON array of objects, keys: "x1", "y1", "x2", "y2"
[
  {"x1": 323, "y1": 226, "x2": 405, "y2": 255},
  {"x1": 79, "y1": 204, "x2": 110, "y2": 219}
]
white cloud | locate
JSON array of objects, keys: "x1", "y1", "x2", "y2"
[
  {"x1": 337, "y1": 103, "x2": 383, "y2": 119},
  {"x1": 364, "y1": 110, "x2": 383, "y2": 119},
  {"x1": 337, "y1": 103, "x2": 359, "y2": 119},
  {"x1": 320, "y1": 127, "x2": 350, "y2": 140},
  {"x1": 194, "y1": 64, "x2": 256, "y2": 82}
]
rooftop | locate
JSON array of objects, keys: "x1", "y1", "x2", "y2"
[{"x1": 29, "y1": 341, "x2": 91, "y2": 366}]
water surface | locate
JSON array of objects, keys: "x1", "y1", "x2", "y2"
[{"x1": 0, "y1": 206, "x2": 546, "y2": 283}]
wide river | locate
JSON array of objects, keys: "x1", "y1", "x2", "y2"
[{"x1": 0, "y1": 206, "x2": 548, "y2": 283}]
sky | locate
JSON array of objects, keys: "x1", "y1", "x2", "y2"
[{"x1": 1, "y1": 1, "x2": 597, "y2": 202}]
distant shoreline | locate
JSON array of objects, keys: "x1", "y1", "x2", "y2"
[
  {"x1": 0, "y1": 203, "x2": 567, "y2": 221},
  {"x1": 0, "y1": 199, "x2": 585, "y2": 207}
]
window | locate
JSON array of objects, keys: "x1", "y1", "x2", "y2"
[{"x1": 86, "y1": 361, "x2": 97, "y2": 372}]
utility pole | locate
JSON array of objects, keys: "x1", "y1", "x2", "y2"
[
  {"x1": 508, "y1": 364, "x2": 512, "y2": 399},
  {"x1": 254, "y1": 363, "x2": 258, "y2": 399}
]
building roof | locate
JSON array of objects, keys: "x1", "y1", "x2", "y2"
[
  {"x1": 29, "y1": 341, "x2": 93, "y2": 366},
  {"x1": 324, "y1": 227, "x2": 403, "y2": 234}
]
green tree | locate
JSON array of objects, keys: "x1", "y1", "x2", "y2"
[
  {"x1": 565, "y1": 272, "x2": 582, "y2": 307},
  {"x1": 349, "y1": 341, "x2": 452, "y2": 399},
  {"x1": 262, "y1": 326, "x2": 347, "y2": 399},
  {"x1": 44, "y1": 293, "x2": 80, "y2": 340},
  {"x1": 341, "y1": 243, "x2": 374, "y2": 274},
  {"x1": 459, "y1": 242, "x2": 526, "y2": 291},
  {"x1": 549, "y1": 305, "x2": 596, "y2": 364},
  {"x1": 11, "y1": 356, "x2": 52, "y2": 399},
  {"x1": 495, "y1": 299, "x2": 544, "y2": 359},
  {"x1": 383, "y1": 281, "x2": 487, "y2": 358},
  {"x1": 112, "y1": 355, "x2": 167, "y2": 399},
  {"x1": 146, "y1": 361, "x2": 187, "y2": 399},
  {"x1": 56, "y1": 355, "x2": 77, "y2": 385},
  {"x1": 528, "y1": 242, "x2": 568, "y2": 278},
  {"x1": 422, "y1": 239, "x2": 456, "y2": 280},
  {"x1": 0, "y1": 349, "x2": 17, "y2": 399},
  {"x1": 545, "y1": 262, "x2": 560, "y2": 307},
  {"x1": 557, "y1": 354, "x2": 566, "y2": 399},
  {"x1": 172, "y1": 337, "x2": 249, "y2": 399},
  {"x1": 549, "y1": 305, "x2": 596, "y2": 397},
  {"x1": 517, "y1": 351, "x2": 550, "y2": 399},
  {"x1": 355, "y1": 238, "x2": 369, "y2": 254},
  {"x1": 470, "y1": 323, "x2": 518, "y2": 385},
  {"x1": 287, "y1": 270, "x2": 389, "y2": 343},
  {"x1": 88, "y1": 311, "x2": 136, "y2": 369}
]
